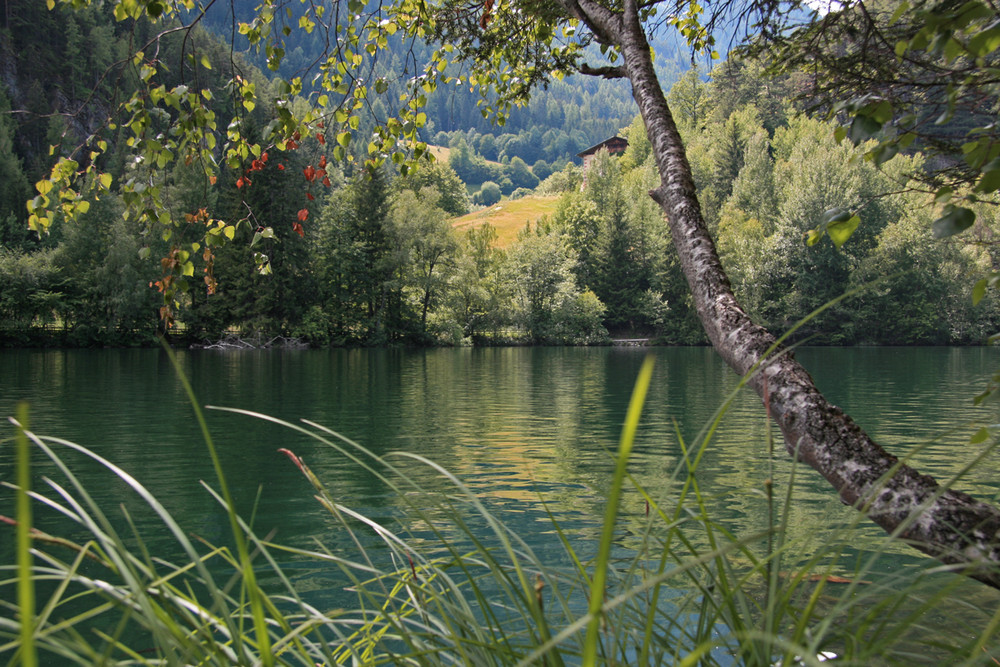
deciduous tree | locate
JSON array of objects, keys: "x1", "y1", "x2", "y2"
[{"x1": 33, "y1": 0, "x2": 1000, "y2": 586}]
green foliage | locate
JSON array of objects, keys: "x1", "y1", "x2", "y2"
[
  {"x1": 311, "y1": 168, "x2": 397, "y2": 344},
  {"x1": 532, "y1": 159, "x2": 554, "y2": 182},
  {"x1": 449, "y1": 137, "x2": 505, "y2": 187},
  {"x1": 537, "y1": 163, "x2": 585, "y2": 195},
  {"x1": 762, "y1": 0, "x2": 1000, "y2": 255},
  {"x1": 0, "y1": 248, "x2": 62, "y2": 344},
  {"x1": 504, "y1": 228, "x2": 608, "y2": 343},
  {"x1": 506, "y1": 156, "x2": 540, "y2": 192},
  {"x1": 667, "y1": 65, "x2": 709, "y2": 132},
  {"x1": 0, "y1": 88, "x2": 32, "y2": 251},
  {"x1": 54, "y1": 194, "x2": 161, "y2": 344},
  {"x1": 619, "y1": 115, "x2": 654, "y2": 170},
  {"x1": 707, "y1": 59, "x2": 793, "y2": 135},
  {"x1": 447, "y1": 223, "x2": 507, "y2": 341},
  {"x1": 549, "y1": 153, "x2": 671, "y2": 336},
  {"x1": 395, "y1": 160, "x2": 470, "y2": 216},
  {"x1": 474, "y1": 181, "x2": 503, "y2": 207},
  {"x1": 3, "y1": 0, "x2": 998, "y2": 347},
  {"x1": 22, "y1": 0, "x2": 460, "y2": 320},
  {"x1": 671, "y1": 61, "x2": 996, "y2": 346},
  {"x1": 389, "y1": 187, "x2": 459, "y2": 336}
]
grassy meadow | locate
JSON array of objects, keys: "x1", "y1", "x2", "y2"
[{"x1": 452, "y1": 196, "x2": 562, "y2": 247}]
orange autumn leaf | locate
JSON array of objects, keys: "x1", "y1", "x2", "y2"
[{"x1": 297, "y1": 208, "x2": 309, "y2": 221}]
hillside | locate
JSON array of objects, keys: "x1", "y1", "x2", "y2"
[
  {"x1": 451, "y1": 196, "x2": 561, "y2": 248},
  {"x1": 190, "y1": 0, "x2": 682, "y2": 166}
]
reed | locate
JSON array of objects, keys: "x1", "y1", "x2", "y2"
[{"x1": 3, "y1": 353, "x2": 1000, "y2": 665}]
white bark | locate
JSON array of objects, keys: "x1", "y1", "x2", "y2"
[{"x1": 557, "y1": 0, "x2": 1000, "y2": 586}]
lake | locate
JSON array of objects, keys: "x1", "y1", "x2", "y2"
[{"x1": 3, "y1": 346, "x2": 1000, "y2": 661}]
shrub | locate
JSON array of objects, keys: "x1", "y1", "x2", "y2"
[
  {"x1": 474, "y1": 180, "x2": 502, "y2": 206},
  {"x1": 532, "y1": 159, "x2": 554, "y2": 182}
]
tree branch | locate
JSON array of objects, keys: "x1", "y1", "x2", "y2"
[
  {"x1": 578, "y1": 63, "x2": 626, "y2": 78},
  {"x1": 560, "y1": 0, "x2": 1000, "y2": 587}
]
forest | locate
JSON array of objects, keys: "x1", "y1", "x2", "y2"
[{"x1": 0, "y1": 0, "x2": 998, "y2": 347}]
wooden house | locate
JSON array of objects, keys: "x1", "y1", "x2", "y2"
[{"x1": 576, "y1": 136, "x2": 629, "y2": 171}]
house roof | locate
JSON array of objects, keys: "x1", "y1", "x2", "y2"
[{"x1": 576, "y1": 136, "x2": 629, "y2": 158}]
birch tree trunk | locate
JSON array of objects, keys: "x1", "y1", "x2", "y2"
[{"x1": 558, "y1": 0, "x2": 1000, "y2": 587}]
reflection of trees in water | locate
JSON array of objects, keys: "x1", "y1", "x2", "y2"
[{"x1": 6, "y1": 347, "x2": 1000, "y2": 639}]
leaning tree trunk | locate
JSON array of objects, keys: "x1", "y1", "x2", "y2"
[{"x1": 558, "y1": 0, "x2": 1000, "y2": 587}]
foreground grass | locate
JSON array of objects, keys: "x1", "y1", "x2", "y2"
[{"x1": 3, "y1": 356, "x2": 1000, "y2": 665}]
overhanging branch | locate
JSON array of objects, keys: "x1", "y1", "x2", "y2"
[
  {"x1": 578, "y1": 62, "x2": 627, "y2": 78},
  {"x1": 554, "y1": 0, "x2": 1000, "y2": 588}
]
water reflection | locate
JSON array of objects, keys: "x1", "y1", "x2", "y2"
[{"x1": 2, "y1": 346, "x2": 1000, "y2": 658}]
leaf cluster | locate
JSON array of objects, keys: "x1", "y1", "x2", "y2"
[{"x1": 757, "y1": 0, "x2": 1000, "y2": 242}]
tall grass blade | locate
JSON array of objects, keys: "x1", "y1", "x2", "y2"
[
  {"x1": 14, "y1": 402, "x2": 37, "y2": 667},
  {"x1": 582, "y1": 354, "x2": 654, "y2": 664},
  {"x1": 162, "y1": 342, "x2": 275, "y2": 665},
  {"x1": 6, "y1": 328, "x2": 1000, "y2": 665}
]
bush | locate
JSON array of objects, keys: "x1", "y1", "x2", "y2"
[
  {"x1": 532, "y1": 159, "x2": 553, "y2": 181},
  {"x1": 505, "y1": 156, "x2": 540, "y2": 191},
  {"x1": 474, "y1": 180, "x2": 502, "y2": 206}
]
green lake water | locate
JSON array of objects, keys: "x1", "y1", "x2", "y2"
[{"x1": 3, "y1": 346, "x2": 1000, "y2": 660}]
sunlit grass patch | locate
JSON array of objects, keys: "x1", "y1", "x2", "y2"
[{"x1": 452, "y1": 196, "x2": 561, "y2": 248}]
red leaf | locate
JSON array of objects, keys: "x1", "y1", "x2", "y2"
[
  {"x1": 297, "y1": 208, "x2": 309, "y2": 221},
  {"x1": 318, "y1": 155, "x2": 327, "y2": 169},
  {"x1": 236, "y1": 177, "x2": 245, "y2": 188},
  {"x1": 306, "y1": 192, "x2": 315, "y2": 200},
  {"x1": 278, "y1": 164, "x2": 285, "y2": 170},
  {"x1": 292, "y1": 221, "x2": 305, "y2": 237},
  {"x1": 316, "y1": 133, "x2": 326, "y2": 145},
  {"x1": 303, "y1": 165, "x2": 316, "y2": 181},
  {"x1": 322, "y1": 177, "x2": 332, "y2": 187}
]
